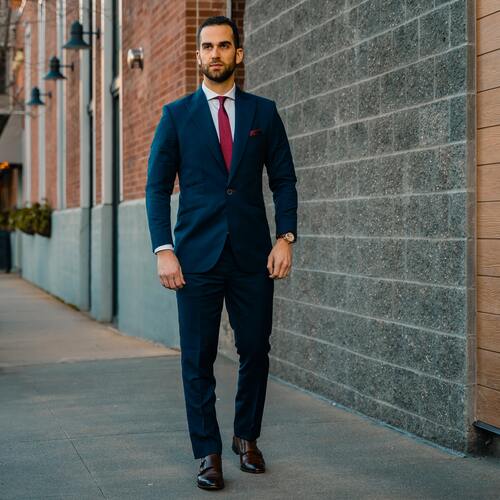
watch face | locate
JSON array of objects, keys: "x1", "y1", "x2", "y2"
[{"x1": 285, "y1": 232, "x2": 295, "y2": 242}]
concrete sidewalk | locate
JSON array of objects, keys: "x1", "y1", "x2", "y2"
[{"x1": 1, "y1": 273, "x2": 499, "y2": 499}]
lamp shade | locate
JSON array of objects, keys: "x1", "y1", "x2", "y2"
[
  {"x1": 26, "y1": 87, "x2": 45, "y2": 106},
  {"x1": 63, "y1": 21, "x2": 90, "y2": 50},
  {"x1": 43, "y1": 56, "x2": 67, "y2": 80}
]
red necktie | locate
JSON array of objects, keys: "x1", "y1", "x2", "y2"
[{"x1": 217, "y1": 95, "x2": 233, "y2": 172}]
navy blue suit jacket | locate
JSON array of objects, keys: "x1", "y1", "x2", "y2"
[{"x1": 145, "y1": 84, "x2": 298, "y2": 273}]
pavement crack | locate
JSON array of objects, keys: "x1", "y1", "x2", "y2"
[{"x1": 65, "y1": 433, "x2": 108, "y2": 499}]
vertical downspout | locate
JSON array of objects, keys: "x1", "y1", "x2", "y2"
[
  {"x1": 101, "y1": 0, "x2": 114, "y2": 321},
  {"x1": 56, "y1": 0, "x2": 66, "y2": 209},
  {"x1": 38, "y1": 0, "x2": 46, "y2": 202},
  {"x1": 88, "y1": 0, "x2": 93, "y2": 311},
  {"x1": 78, "y1": 0, "x2": 92, "y2": 310},
  {"x1": 23, "y1": 23, "x2": 31, "y2": 206}
]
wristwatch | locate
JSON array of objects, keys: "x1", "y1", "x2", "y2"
[{"x1": 277, "y1": 231, "x2": 296, "y2": 243}]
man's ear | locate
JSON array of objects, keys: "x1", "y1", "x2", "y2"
[{"x1": 236, "y1": 47, "x2": 244, "y2": 65}]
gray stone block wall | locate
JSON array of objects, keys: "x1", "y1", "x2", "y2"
[{"x1": 232, "y1": 0, "x2": 476, "y2": 452}]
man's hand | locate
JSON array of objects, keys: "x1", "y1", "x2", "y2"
[
  {"x1": 157, "y1": 249, "x2": 186, "y2": 290},
  {"x1": 267, "y1": 239, "x2": 293, "y2": 279}
]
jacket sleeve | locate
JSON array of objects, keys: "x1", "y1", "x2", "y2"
[
  {"x1": 264, "y1": 101, "x2": 298, "y2": 241},
  {"x1": 145, "y1": 105, "x2": 180, "y2": 253}
]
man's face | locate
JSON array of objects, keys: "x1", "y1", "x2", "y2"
[{"x1": 196, "y1": 24, "x2": 244, "y2": 83}]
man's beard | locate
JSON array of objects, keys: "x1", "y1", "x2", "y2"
[{"x1": 201, "y1": 59, "x2": 236, "y2": 83}]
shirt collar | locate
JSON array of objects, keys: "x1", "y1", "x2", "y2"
[{"x1": 201, "y1": 80, "x2": 236, "y2": 101}]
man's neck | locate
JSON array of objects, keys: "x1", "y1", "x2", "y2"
[{"x1": 202, "y1": 77, "x2": 235, "y2": 95}]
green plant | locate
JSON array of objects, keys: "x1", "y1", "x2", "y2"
[
  {"x1": 9, "y1": 202, "x2": 53, "y2": 237},
  {"x1": 34, "y1": 201, "x2": 52, "y2": 237},
  {"x1": 7, "y1": 208, "x2": 19, "y2": 231},
  {"x1": 15, "y1": 205, "x2": 37, "y2": 235}
]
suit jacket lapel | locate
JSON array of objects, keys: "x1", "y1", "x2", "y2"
[
  {"x1": 187, "y1": 86, "x2": 227, "y2": 175},
  {"x1": 227, "y1": 86, "x2": 256, "y2": 185}
]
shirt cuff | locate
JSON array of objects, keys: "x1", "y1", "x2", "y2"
[{"x1": 154, "y1": 244, "x2": 174, "y2": 254}]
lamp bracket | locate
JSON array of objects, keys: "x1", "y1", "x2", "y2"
[
  {"x1": 61, "y1": 62, "x2": 75, "y2": 72},
  {"x1": 83, "y1": 27, "x2": 100, "y2": 39}
]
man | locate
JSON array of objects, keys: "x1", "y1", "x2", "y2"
[{"x1": 145, "y1": 16, "x2": 297, "y2": 491}]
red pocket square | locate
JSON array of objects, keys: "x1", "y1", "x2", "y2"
[{"x1": 249, "y1": 128, "x2": 262, "y2": 136}]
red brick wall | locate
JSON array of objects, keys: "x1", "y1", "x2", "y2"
[
  {"x1": 28, "y1": 1, "x2": 38, "y2": 204},
  {"x1": 45, "y1": 1, "x2": 58, "y2": 208},
  {"x1": 11, "y1": 2, "x2": 24, "y2": 205},
  {"x1": 65, "y1": 0, "x2": 81, "y2": 208},
  {"x1": 21, "y1": 0, "x2": 65, "y2": 207},
  {"x1": 18, "y1": 0, "x2": 81, "y2": 208},
  {"x1": 122, "y1": 0, "x2": 188, "y2": 200},
  {"x1": 232, "y1": 0, "x2": 246, "y2": 89}
]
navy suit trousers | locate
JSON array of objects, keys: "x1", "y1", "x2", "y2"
[{"x1": 176, "y1": 235, "x2": 274, "y2": 459}]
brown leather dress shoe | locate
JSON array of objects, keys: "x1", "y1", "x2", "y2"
[
  {"x1": 197, "y1": 453, "x2": 224, "y2": 490},
  {"x1": 231, "y1": 435, "x2": 266, "y2": 473}
]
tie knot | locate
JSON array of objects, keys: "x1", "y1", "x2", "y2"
[{"x1": 217, "y1": 95, "x2": 227, "y2": 106}]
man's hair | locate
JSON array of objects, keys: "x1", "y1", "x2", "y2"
[{"x1": 197, "y1": 16, "x2": 241, "y2": 49}]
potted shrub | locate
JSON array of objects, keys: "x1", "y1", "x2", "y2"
[
  {"x1": 16, "y1": 205, "x2": 37, "y2": 235},
  {"x1": 34, "y1": 201, "x2": 52, "y2": 238},
  {"x1": 12, "y1": 201, "x2": 53, "y2": 237},
  {"x1": 7, "y1": 208, "x2": 19, "y2": 232}
]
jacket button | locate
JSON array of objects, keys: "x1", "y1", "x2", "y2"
[{"x1": 226, "y1": 188, "x2": 234, "y2": 195}]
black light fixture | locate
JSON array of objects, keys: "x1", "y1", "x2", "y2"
[
  {"x1": 43, "y1": 56, "x2": 75, "y2": 80},
  {"x1": 26, "y1": 87, "x2": 52, "y2": 106},
  {"x1": 62, "y1": 20, "x2": 100, "y2": 50}
]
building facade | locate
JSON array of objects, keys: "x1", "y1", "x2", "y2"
[{"x1": 2, "y1": 0, "x2": 499, "y2": 455}]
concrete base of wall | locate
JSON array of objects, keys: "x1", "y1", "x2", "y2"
[
  {"x1": 21, "y1": 207, "x2": 90, "y2": 310},
  {"x1": 116, "y1": 198, "x2": 180, "y2": 348},
  {"x1": 90, "y1": 204, "x2": 113, "y2": 322},
  {"x1": 10, "y1": 231, "x2": 22, "y2": 272}
]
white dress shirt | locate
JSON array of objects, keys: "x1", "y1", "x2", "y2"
[
  {"x1": 154, "y1": 81, "x2": 236, "y2": 254},
  {"x1": 202, "y1": 80, "x2": 236, "y2": 141}
]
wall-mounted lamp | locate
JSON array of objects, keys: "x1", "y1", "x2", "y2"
[
  {"x1": 26, "y1": 87, "x2": 52, "y2": 106},
  {"x1": 127, "y1": 48, "x2": 144, "y2": 70},
  {"x1": 62, "y1": 21, "x2": 100, "y2": 50},
  {"x1": 43, "y1": 56, "x2": 75, "y2": 80}
]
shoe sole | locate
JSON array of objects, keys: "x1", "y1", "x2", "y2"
[
  {"x1": 197, "y1": 481, "x2": 225, "y2": 490},
  {"x1": 232, "y1": 441, "x2": 265, "y2": 473}
]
